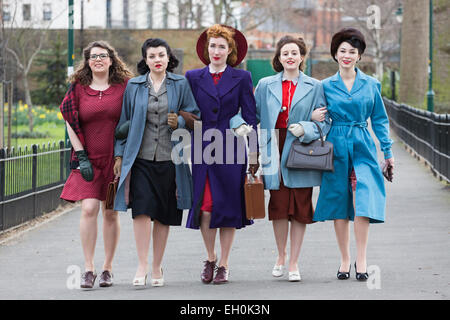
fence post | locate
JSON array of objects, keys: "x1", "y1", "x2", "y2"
[
  {"x1": 60, "y1": 140, "x2": 65, "y2": 183},
  {"x1": 390, "y1": 71, "x2": 396, "y2": 101},
  {"x1": 32, "y1": 144, "x2": 38, "y2": 218},
  {"x1": 0, "y1": 148, "x2": 5, "y2": 231}
]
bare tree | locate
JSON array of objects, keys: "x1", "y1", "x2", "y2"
[
  {"x1": 338, "y1": 0, "x2": 402, "y2": 80},
  {"x1": 3, "y1": 0, "x2": 65, "y2": 132}
]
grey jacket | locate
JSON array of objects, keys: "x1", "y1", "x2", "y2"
[{"x1": 114, "y1": 72, "x2": 200, "y2": 211}]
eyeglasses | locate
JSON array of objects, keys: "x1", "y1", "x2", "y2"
[{"x1": 89, "y1": 53, "x2": 109, "y2": 60}]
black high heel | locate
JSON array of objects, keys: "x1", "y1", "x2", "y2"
[
  {"x1": 336, "y1": 264, "x2": 351, "y2": 280},
  {"x1": 354, "y1": 262, "x2": 369, "y2": 281}
]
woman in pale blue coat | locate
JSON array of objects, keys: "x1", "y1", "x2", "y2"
[
  {"x1": 231, "y1": 36, "x2": 330, "y2": 281},
  {"x1": 314, "y1": 28, "x2": 394, "y2": 281},
  {"x1": 114, "y1": 38, "x2": 200, "y2": 286}
]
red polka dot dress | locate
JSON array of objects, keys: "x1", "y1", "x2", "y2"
[{"x1": 60, "y1": 82, "x2": 127, "y2": 202}]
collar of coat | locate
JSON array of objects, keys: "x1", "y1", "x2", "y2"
[
  {"x1": 188, "y1": 65, "x2": 244, "y2": 102},
  {"x1": 266, "y1": 71, "x2": 316, "y2": 107},
  {"x1": 128, "y1": 71, "x2": 185, "y2": 85},
  {"x1": 329, "y1": 67, "x2": 368, "y2": 95}
]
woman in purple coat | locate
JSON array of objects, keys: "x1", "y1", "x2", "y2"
[{"x1": 185, "y1": 24, "x2": 258, "y2": 284}]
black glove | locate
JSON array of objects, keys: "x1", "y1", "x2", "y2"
[
  {"x1": 115, "y1": 120, "x2": 130, "y2": 140},
  {"x1": 75, "y1": 150, "x2": 94, "y2": 182}
]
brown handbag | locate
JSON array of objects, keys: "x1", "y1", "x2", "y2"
[
  {"x1": 244, "y1": 174, "x2": 265, "y2": 220},
  {"x1": 286, "y1": 121, "x2": 334, "y2": 172},
  {"x1": 105, "y1": 179, "x2": 118, "y2": 210}
]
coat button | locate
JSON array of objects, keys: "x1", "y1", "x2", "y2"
[
  {"x1": 348, "y1": 97, "x2": 352, "y2": 100},
  {"x1": 155, "y1": 97, "x2": 159, "y2": 102},
  {"x1": 212, "y1": 108, "x2": 218, "y2": 113}
]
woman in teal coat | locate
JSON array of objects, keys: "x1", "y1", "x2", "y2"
[
  {"x1": 114, "y1": 38, "x2": 200, "y2": 286},
  {"x1": 314, "y1": 28, "x2": 395, "y2": 281}
]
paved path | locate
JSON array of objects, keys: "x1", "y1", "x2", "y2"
[{"x1": 0, "y1": 131, "x2": 449, "y2": 300}]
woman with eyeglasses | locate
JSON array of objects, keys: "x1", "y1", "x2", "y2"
[{"x1": 60, "y1": 40, "x2": 133, "y2": 289}]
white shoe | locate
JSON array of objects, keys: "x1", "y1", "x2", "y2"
[
  {"x1": 133, "y1": 266, "x2": 149, "y2": 286},
  {"x1": 272, "y1": 264, "x2": 285, "y2": 277},
  {"x1": 151, "y1": 268, "x2": 164, "y2": 287},
  {"x1": 133, "y1": 274, "x2": 147, "y2": 286},
  {"x1": 288, "y1": 270, "x2": 301, "y2": 282}
]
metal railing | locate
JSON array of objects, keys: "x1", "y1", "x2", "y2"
[
  {"x1": 384, "y1": 98, "x2": 449, "y2": 183},
  {"x1": 0, "y1": 141, "x2": 71, "y2": 231}
]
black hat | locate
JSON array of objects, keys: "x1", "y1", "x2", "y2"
[{"x1": 330, "y1": 28, "x2": 366, "y2": 62}]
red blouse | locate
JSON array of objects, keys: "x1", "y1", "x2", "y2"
[
  {"x1": 275, "y1": 80, "x2": 297, "y2": 129},
  {"x1": 211, "y1": 71, "x2": 224, "y2": 85}
]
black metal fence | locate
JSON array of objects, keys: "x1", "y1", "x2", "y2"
[
  {"x1": 384, "y1": 98, "x2": 450, "y2": 183},
  {"x1": 0, "y1": 141, "x2": 71, "y2": 231}
]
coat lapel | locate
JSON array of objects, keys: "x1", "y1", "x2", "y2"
[
  {"x1": 289, "y1": 72, "x2": 313, "y2": 112},
  {"x1": 216, "y1": 65, "x2": 241, "y2": 98},
  {"x1": 166, "y1": 72, "x2": 177, "y2": 113},
  {"x1": 330, "y1": 68, "x2": 368, "y2": 96},
  {"x1": 350, "y1": 68, "x2": 367, "y2": 95},
  {"x1": 267, "y1": 72, "x2": 283, "y2": 105},
  {"x1": 198, "y1": 66, "x2": 220, "y2": 102},
  {"x1": 135, "y1": 79, "x2": 149, "y2": 122},
  {"x1": 330, "y1": 71, "x2": 350, "y2": 95}
]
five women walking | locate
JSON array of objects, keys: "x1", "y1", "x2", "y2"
[{"x1": 60, "y1": 26, "x2": 394, "y2": 288}]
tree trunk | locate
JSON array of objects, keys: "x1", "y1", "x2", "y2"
[
  {"x1": 374, "y1": 29, "x2": 384, "y2": 81},
  {"x1": 22, "y1": 75, "x2": 34, "y2": 132},
  {"x1": 399, "y1": 0, "x2": 429, "y2": 106}
]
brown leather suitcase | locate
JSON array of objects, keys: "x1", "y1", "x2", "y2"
[{"x1": 244, "y1": 174, "x2": 265, "y2": 220}]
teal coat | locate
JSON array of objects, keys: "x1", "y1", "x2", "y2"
[
  {"x1": 314, "y1": 68, "x2": 393, "y2": 223},
  {"x1": 231, "y1": 71, "x2": 330, "y2": 189},
  {"x1": 114, "y1": 72, "x2": 200, "y2": 211}
]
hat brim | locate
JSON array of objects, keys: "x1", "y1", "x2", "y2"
[{"x1": 196, "y1": 25, "x2": 248, "y2": 68}]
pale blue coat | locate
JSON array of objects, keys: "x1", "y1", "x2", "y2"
[
  {"x1": 231, "y1": 71, "x2": 331, "y2": 189},
  {"x1": 114, "y1": 72, "x2": 200, "y2": 211},
  {"x1": 314, "y1": 68, "x2": 393, "y2": 223}
]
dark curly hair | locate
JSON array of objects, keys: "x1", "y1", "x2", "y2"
[
  {"x1": 330, "y1": 28, "x2": 366, "y2": 62},
  {"x1": 70, "y1": 40, "x2": 133, "y2": 85},
  {"x1": 272, "y1": 36, "x2": 308, "y2": 72},
  {"x1": 137, "y1": 38, "x2": 179, "y2": 74}
]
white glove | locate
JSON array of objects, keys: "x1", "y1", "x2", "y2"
[
  {"x1": 288, "y1": 123, "x2": 305, "y2": 137},
  {"x1": 234, "y1": 124, "x2": 253, "y2": 137}
]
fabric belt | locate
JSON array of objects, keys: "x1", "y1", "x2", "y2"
[{"x1": 332, "y1": 121, "x2": 368, "y2": 137}]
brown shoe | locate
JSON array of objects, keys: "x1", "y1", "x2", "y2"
[
  {"x1": 201, "y1": 259, "x2": 217, "y2": 284},
  {"x1": 213, "y1": 266, "x2": 229, "y2": 284},
  {"x1": 99, "y1": 270, "x2": 113, "y2": 287},
  {"x1": 80, "y1": 271, "x2": 97, "y2": 289}
]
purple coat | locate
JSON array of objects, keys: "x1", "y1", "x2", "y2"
[{"x1": 185, "y1": 65, "x2": 258, "y2": 229}]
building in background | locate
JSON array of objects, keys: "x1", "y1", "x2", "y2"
[{"x1": 1, "y1": 0, "x2": 242, "y2": 30}]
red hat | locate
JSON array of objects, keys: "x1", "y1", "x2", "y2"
[{"x1": 196, "y1": 25, "x2": 248, "y2": 67}]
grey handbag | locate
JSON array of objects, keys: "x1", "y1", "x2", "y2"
[{"x1": 286, "y1": 121, "x2": 334, "y2": 172}]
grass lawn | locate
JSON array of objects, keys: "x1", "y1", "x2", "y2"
[
  {"x1": 6, "y1": 122, "x2": 66, "y2": 149},
  {"x1": 2, "y1": 121, "x2": 68, "y2": 197}
]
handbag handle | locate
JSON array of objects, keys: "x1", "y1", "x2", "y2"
[{"x1": 311, "y1": 121, "x2": 325, "y2": 147}]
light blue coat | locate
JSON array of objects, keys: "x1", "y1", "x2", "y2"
[
  {"x1": 314, "y1": 68, "x2": 393, "y2": 223},
  {"x1": 231, "y1": 71, "x2": 331, "y2": 189},
  {"x1": 114, "y1": 72, "x2": 200, "y2": 211}
]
